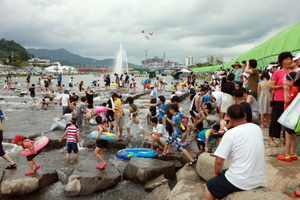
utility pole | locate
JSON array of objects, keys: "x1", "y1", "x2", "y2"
[{"x1": 11, "y1": 50, "x2": 14, "y2": 63}]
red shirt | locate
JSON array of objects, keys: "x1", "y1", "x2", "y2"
[{"x1": 284, "y1": 88, "x2": 299, "y2": 110}]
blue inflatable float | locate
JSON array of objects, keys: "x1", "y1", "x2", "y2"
[
  {"x1": 90, "y1": 131, "x2": 118, "y2": 141},
  {"x1": 115, "y1": 148, "x2": 156, "y2": 160}
]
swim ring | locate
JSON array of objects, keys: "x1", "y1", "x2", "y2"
[
  {"x1": 89, "y1": 131, "x2": 118, "y2": 141},
  {"x1": 180, "y1": 81, "x2": 187, "y2": 86},
  {"x1": 175, "y1": 91, "x2": 182, "y2": 95},
  {"x1": 110, "y1": 83, "x2": 117, "y2": 86},
  {"x1": 21, "y1": 136, "x2": 49, "y2": 157},
  {"x1": 94, "y1": 106, "x2": 108, "y2": 115},
  {"x1": 115, "y1": 148, "x2": 156, "y2": 160}
]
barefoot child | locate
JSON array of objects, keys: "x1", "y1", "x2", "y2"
[
  {"x1": 58, "y1": 118, "x2": 81, "y2": 162},
  {"x1": 85, "y1": 104, "x2": 94, "y2": 127},
  {"x1": 125, "y1": 97, "x2": 149, "y2": 140},
  {"x1": 94, "y1": 115, "x2": 108, "y2": 169},
  {"x1": 12, "y1": 135, "x2": 41, "y2": 175},
  {"x1": 26, "y1": 84, "x2": 38, "y2": 107}
]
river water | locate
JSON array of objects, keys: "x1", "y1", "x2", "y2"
[{"x1": 0, "y1": 74, "x2": 204, "y2": 199}]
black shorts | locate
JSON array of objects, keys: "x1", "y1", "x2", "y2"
[
  {"x1": 107, "y1": 114, "x2": 115, "y2": 122},
  {"x1": 206, "y1": 170, "x2": 243, "y2": 199},
  {"x1": 284, "y1": 126, "x2": 296, "y2": 134},
  {"x1": 189, "y1": 110, "x2": 199, "y2": 117},
  {"x1": 96, "y1": 140, "x2": 107, "y2": 148},
  {"x1": 0, "y1": 130, "x2": 5, "y2": 156},
  {"x1": 197, "y1": 140, "x2": 205, "y2": 150},
  {"x1": 27, "y1": 149, "x2": 42, "y2": 161},
  {"x1": 190, "y1": 94, "x2": 195, "y2": 101},
  {"x1": 58, "y1": 81, "x2": 62, "y2": 86}
]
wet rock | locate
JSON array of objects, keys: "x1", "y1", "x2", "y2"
[
  {"x1": 176, "y1": 165, "x2": 202, "y2": 183},
  {"x1": 168, "y1": 179, "x2": 205, "y2": 200},
  {"x1": 226, "y1": 186, "x2": 285, "y2": 200},
  {"x1": 145, "y1": 184, "x2": 170, "y2": 200},
  {"x1": 123, "y1": 157, "x2": 176, "y2": 184},
  {"x1": 107, "y1": 138, "x2": 130, "y2": 149},
  {"x1": 0, "y1": 164, "x2": 58, "y2": 197},
  {"x1": 145, "y1": 174, "x2": 168, "y2": 192},
  {"x1": 167, "y1": 160, "x2": 183, "y2": 170},
  {"x1": 195, "y1": 153, "x2": 230, "y2": 181},
  {"x1": 205, "y1": 114, "x2": 220, "y2": 126},
  {"x1": 63, "y1": 159, "x2": 121, "y2": 196}
]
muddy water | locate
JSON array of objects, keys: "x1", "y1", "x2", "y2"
[{"x1": 0, "y1": 74, "x2": 204, "y2": 199}]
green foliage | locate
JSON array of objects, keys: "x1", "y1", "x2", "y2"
[
  {"x1": 188, "y1": 62, "x2": 214, "y2": 68},
  {"x1": 0, "y1": 38, "x2": 32, "y2": 66}
]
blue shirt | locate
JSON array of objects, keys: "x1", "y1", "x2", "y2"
[
  {"x1": 197, "y1": 129, "x2": 213, "y2": 143},
  {"x1": 157, "y1": 103, "x2": 166, "y2": 119},
  {"x1": 57, "y1": 75, "x2": 62, "y2": 81},
  {"x1": 204, "y1": 94, "x2": 211, "y2": 104},
  {"x1": 171, "y1": 112, "x2": 184, "y2": 136}
]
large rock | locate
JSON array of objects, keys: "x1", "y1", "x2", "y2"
[
  {"x1": 1, "y1": 165, "x2": 58, "y2": 197},
  {"x1": 145, "y1": 174, "x2": 168, "y2": 192},
  {"x1": 176, "y1": 165, "x2": 202, "y2": 183},
  {"x1": 226, "y1": 186, "x2": 286, "y2": 200},
  {"x1": 63, "y1": 159, "x2": 121, "y2": 196},
  {"x1": 123, "y1": 157, "x2": 176, "y2": 184},
  {"x1": 195, "y1": 153, "x2": 230, "y2": 181},
  {"x1": 168, "y1": 179, "x2": 205, "y2": 200},
  {"x1": 205, "y1": 114, "x2": 220, "y2": 126},
  {"x1": 145, "y1": 184, "x2": 170, "y2": 200}
]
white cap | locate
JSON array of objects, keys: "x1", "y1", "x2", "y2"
[
  {"x1": 267, "y1": 64, "x2": 277, "y2": 70},
  {"x1": 293, "y1": 53, "x2": 300, "y2": 61}
]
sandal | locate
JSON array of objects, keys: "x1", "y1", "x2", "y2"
[
  {"x1": 186, "y1": 160, "x2": 196, "y2": 166},
  {"x1": 158, "y1": 154, "x2": 166, "y2": 158},
  {"x1": 5, "y1": 163, "x2": 17, "y2": 169},
  {"x1": 156, "y1": 148, "x2": 164, "y2": 151}
]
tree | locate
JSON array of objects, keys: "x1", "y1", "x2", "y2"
[{"x1": 54, "y1": 66, "x2": 59, "y2": 72}]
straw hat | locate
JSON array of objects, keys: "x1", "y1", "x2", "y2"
[{"x1": 231, "y1": 62, "x2": 241, "y2": 68}]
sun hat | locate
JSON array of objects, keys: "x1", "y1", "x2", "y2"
[
  {"x1": 231, "y1": 62, "x2": 241, "y2": 68},
  {"x1": 12, "y1": 135, "x2": 24, "y2": 144},
  {"x1": 267, "y1": 63, "x2": 277, "y2": 70},
  {"x1": 149, "y1": 85, "x2": 154, "y2": 88},
  {"x1": 293, "y1": 53, "x2": 300, "y2": 61}
]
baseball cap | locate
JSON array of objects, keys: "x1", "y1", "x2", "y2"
[
  {"x1": 293, "y1": 53, "x2": 300, "y2": 61},
  {"x1": 171, "y1": 96, "x2": 181, "y2": 102},
  {"x1": 12, "y1": 135, "x2": 24, "y2": 144}
]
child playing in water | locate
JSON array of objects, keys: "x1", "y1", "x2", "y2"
[
  {"x1": 58, "y1": 118, "x2": 81, "y2": 162},
  {"x1": 94, "y1": 115, "x2": 108, "y2": 169},
  {"x1": 40, "y1": 99, "x2": 49, "y2": 110},
  {"x1": 57, "y1": 107, "x2": 73, "y2": 130},
  {"x1": 85, "y1": 104, "x2": 94, "y2": 127},
  {"x1": 12, "y1": 135, "x2": 41, "y2": 176},
  {"x1": 0, "y1": 108, "x2": 5, "y2": 123},
  {"x1": 26, "y1": 84, "x2": 38, "y2": 107}
]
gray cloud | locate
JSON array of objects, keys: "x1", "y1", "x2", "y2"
[{"x1": 0, "y1": 0, "x2": 299, "y2": 65}]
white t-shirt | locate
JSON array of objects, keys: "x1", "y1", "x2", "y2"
[
  {"x1": 214, "y1": 123, "x2": 266, "y2": 190},
  {"x1": 64, "y1": 113, "x2": 72, "y2": 124},
  {"x1": 152, "y1": 124, "x2": 169, "y2": 139},
  {"x1": 61, "y1": 94, "x2": 70, "y2": 106}
]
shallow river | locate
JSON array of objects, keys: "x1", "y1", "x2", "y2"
[{"x1": 0, "y1": 74, "x2": 204, "y2": 199}]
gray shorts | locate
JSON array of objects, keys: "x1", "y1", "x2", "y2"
[{"x1": 114, "y1": 114, "x2": 124, "y2": 127}]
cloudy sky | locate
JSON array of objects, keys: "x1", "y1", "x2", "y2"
[{"x1": 1, "y1": 0, "x2": 300, "y2": 65}]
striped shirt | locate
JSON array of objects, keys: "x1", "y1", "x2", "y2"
[{"x1": 66, "y1": 125, "x2": 80, "y2": 143}]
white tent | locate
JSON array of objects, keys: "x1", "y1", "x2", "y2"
[{"x1": 44, "y1": 62, "x2": 77, "y2": 73}]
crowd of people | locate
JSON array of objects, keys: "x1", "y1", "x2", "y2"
[{"x1": 0, "y1": 51, "x2": 300, "y2": 198}]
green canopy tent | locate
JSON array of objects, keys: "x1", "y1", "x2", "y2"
[{"x1": 193, "y1": 22, "x2": 300, "y2": 72}]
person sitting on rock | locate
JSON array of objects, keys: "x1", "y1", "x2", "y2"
[
  {"x1": 205, "y1": 104, "x2": 266, "y2": 200},
  {"x1": 194, "y1": 124, "x2": 220, "y2": 160},
  {"x1": 149, "y1": 117, "x2": 169, "y2": 151},
  {"x1": 159, "y1": 104, "x2": 196, "y2": 166}
]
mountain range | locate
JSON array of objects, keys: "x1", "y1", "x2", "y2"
[{"x1": 26, "y1": 48, "x2": 140, "y2": 67}]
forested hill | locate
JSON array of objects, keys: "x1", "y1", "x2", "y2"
[{"x1": 0, "y1": 38, "x2": 32, "y2": 62}]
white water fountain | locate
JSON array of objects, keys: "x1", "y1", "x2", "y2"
[{"x1": 114, "y1": 44, "x2": 128, "y2": 75}]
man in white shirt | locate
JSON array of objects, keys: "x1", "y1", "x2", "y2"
[
  {"x1": 149, "y1": 117, "x2": 169, "y2": 150},
  {"x1": 60, "y1": 90, "x2": 72, "y2": 115},
  {"x1": 205, "y1": 104, "x2": 266, "y2": 200}
]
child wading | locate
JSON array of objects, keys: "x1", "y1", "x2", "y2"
[
  {"x1": 12, "y1": 135, "x2": 41, "y2": 176},
  {"x1": 94, "y1": 115, "x2": 108, "y2": 170},
  {"x1": 26, "y1": 84, "x2": 38, "y2": 107},
  {"x1": 58, "y1": 118, "x2": 81, "y2": 162}
]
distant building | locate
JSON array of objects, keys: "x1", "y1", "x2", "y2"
[
  {"x1": 207, "y1": 55, "x2": 223, "y2": 65},
  {"x1": 28, "y1": 57, "x2": 50, "y2": 65},
  {"x1": 186, "y1": 56, "x2": 194, "y2": 67},
  {"x1": 142, "y1": 57, "x2": 181, "y2": 68}
]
